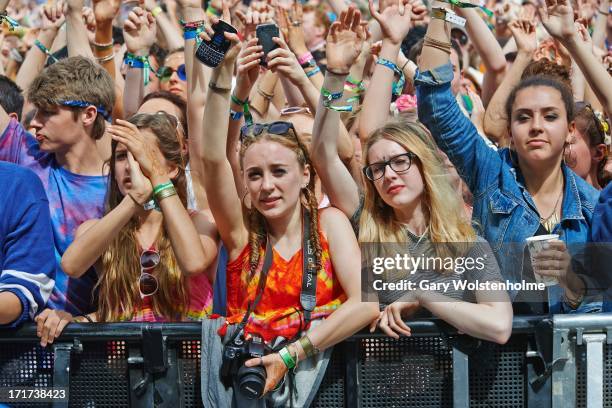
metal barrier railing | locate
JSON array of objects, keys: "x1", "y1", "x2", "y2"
[{"x1": 0, "y1": 315, "x2": 609, "y2": 408}]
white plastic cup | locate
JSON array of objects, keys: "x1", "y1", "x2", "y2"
[{"x1": 525, "y1": 234, "x2": 560, "y2": 286}]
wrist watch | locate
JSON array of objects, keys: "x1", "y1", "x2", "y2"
[{"x1": 431, "y1": 7, "x2": 466, "y2": 27}]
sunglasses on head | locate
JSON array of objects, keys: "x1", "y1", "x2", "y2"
[
  {"x1": 240, "y1": 121, "x2": 297, "y2": 142},
  {"x1": 139, "y1": 249, "x2": 160, "y2": 297},
  {"x1": 157, "y1": 64, "x2": 187, "y2": 82},
  {"x1": 575, "y1": 102, "x2": 608, "y2": 142}
]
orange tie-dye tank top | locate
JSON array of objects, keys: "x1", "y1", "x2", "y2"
[{"x1": 225, "y1": 230, "x2": 346, "y2": 343}]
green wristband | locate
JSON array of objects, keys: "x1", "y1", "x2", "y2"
[
  {"x1": 278, "y1": 347, "x2": 296, "y2": 370},
  {"x1": 153, "y1": 182, "x2": 174, "y2": 195}
]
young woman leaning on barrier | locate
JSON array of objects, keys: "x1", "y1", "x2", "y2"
[
  {"x1": 196, "y1": 6, "x2": 378, "y2": 406},
  {"x1": 35, "y1": 113, "x2": 219, "y2": 347},
  {"x1": 310, "y1": 2, "x2": 512, "y2": 344},
  {"x1": 415, "y1": 0, "x2": 602, "y2": 313}
]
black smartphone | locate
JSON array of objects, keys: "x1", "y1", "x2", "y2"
[
  {"x1": 195, "y1": 20, "x2": 238, "y2": 68},
  {"x1": 256, "y1": 23, "x2": 280, "y2": 66}
]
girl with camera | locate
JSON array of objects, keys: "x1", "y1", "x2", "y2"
[{"x1": 197, "y1": 7, "x2": 378, "y2": 406}]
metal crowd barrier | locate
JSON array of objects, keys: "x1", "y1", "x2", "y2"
[{"x1": 0, "y1": 314, "x2": 610, "y2": 407}]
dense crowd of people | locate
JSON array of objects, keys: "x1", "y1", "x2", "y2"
[{"x1": 0, "y1": 0, "x2": 611, "y2": 403}]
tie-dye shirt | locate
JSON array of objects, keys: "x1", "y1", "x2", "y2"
[
  {"x1": 225, "y1": 230, "x2": 346, "y2": 343},
  {"x1": 127, "y1": 273, "x2": 213, "y2": 322},
  {"x1": 0, "y1": 119, "x2": 106, "y2": 315}
]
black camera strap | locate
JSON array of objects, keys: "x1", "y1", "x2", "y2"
[
  {"x1": 227, "y1": 210, "x2": 318, "y2": 344},
  {"x1": 301, "y1": 210, "x2": 317, "y2": 328}
]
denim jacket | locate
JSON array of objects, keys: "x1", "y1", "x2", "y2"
[{"x1": 415, "y1": 63, "x2": 601, "y2": 313}]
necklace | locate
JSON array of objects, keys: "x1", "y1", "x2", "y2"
[{"x1": 539, "y1": 186, "x2": 563, "y2": 233}]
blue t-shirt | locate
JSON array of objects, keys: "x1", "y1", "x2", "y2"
[
  {"x1": 0, "y1": 118, "x2": 107, "y2": 315},
  {"x1": 0, "y1": 162, "x2": 55, "y2": 327}
]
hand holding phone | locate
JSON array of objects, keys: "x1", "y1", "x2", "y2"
[
  {"x1": 195, "y1": 20, "x2": 238, "y2": 68},
  {"x1": 256, "y1": 23, "x2": 280, "y2": 66}
]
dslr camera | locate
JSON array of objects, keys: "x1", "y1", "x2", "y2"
[{"x1": 220, "y1": 334, "x2": 267, "y2": 399}]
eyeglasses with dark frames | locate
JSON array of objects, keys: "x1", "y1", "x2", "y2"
[{"x1": 363, "y1": 152, "x2": 416, "y2": 181}]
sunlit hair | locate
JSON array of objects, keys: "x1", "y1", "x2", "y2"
[
  {"x1": 239, "y1": 126, "x2": 322, "y2": 280},
  {"x1": 95, "y1": 113, "x2": 189, "y2": 322},
  {"x1": 359, "y1": 121, "x2": 476, "y2": 260}
]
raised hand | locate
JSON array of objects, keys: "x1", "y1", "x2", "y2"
[
  {"x1": 107, "y1": 119, "x2": 169, "y2": 183},
  {"x1": 277, "y1": 1, "x2": 308, "y2": 55},
  {"x1": 41, "y1": 1, "x2": 66, "y2": 31},
  {"x1": 369, "y1": 0, "x2": 414, "y2": 45},
  {"x1": 236, "y1": 0, "x2": 275, "y2": 40},
  {"x1": 325, "y1": 5, "x2": 366, "y2": 75},
  {"x1": 236, "y1": 37, "x2": 264, "y2": 93},
  {"x1": 92, "y1": 0, "x2": 120, "y2": 23},
  {"x1": 539, "y1": 0, "x2": 576, "y2": 41},
  {"x1": 123, "y1": 6, "x2": 157, "y2": 55},
  {"x1": 508, "y1": 19, "x2": 536, "y2": 55},
  {"x1": 267, "y1": 37, "x2": 307, "y2": 85},
  {"x1": 126, "y1": 151, "x2": 154, "y2": 205},
  {"x1": 81, "y1": 7, "x2": 97, "y2": 44}
]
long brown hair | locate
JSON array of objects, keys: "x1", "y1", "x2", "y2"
[
  {"x1": 95, "y1": 113, "x2": 189, "y2": 322},
  {"x1": 239, "y1": 127, "x2": 322, "y2": 281}
]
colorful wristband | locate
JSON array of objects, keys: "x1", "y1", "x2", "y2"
[
  {"x1": 206, "y1": 5, "x2": 221, "y2": 17},
  {"x1": 279, "y1": 346, "x2": 296, "y2": 370},
  {"x1": 306, "y1": 66, "x2": 321, "y2": 78},
  {"x1": 297, "y1": 52, "x2": 315, "y2": 65},
  {"x1": 231, "y1": 94, "x2": 253, "y2": 125},
  {"x1": 34, "y1": 40, "x2": 59, "y2": 63},
  {"x1": 376, "y1": 58, "x2": 406, "y2": 96},
  {"x1": 151, "y1": 6, "x2": 163, "y2": 18},
  {"x1": 124, "y1": 53, "x2": 153, "y2": 86},
  {"x1": 321, "y1": 88, "x2": 353, "y2": 112},
  {"x1": 155, "y1": 186, "x2": 177, "y2": 202},
  {"x1": 153, "y1": 181, "x2": 174, "y2": 195}
]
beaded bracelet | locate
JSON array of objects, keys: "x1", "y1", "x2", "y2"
[
  {"x1": 34, "y1": 40, "x2": 59, "y2": 63},
  {"x1": 124, "y1": 53, "x2": 154, "y2": 86},
  {"x1": 376, "y1": 58, "x2": 406, "y2": 96},
  {"x1": 321, "y1": 88, "x2": 353, "y2": 112}
]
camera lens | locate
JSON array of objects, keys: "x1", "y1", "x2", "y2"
[{"x1": 237, "y1": 365, "x2": 267, "y2": 400}]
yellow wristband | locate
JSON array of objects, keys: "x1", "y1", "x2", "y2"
[{"x1": 151, "y1": 6, "x2": 163, "y2": 18}]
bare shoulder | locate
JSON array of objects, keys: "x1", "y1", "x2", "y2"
[{"x1": 319, "y1": 207, "x2": 353, "y2": 237}]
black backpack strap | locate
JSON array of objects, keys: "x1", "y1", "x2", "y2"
[{"x1": 301, "y1": 210, "x2": 317, "y2": 328}]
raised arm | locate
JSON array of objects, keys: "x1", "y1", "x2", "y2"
[
  {"x1": 359, "y1": 0, "x2": 421, "y2": 142},
  {"x1": 483, "y1": 19, "x2": 536, "y2": 146},
  {"x1": 199, "y1": 11, "x2": 248, "y2": 257},
  {"x1": 455, "y1": 8, "x2": 507, "y2": 106},
  {"x1": 143, "y1": 0, "x2": 183, "y2": 52},
  {"x1": 16, "y1": 2, "x2": 65, "y2": 92},
  {"x1": 65, "y1": 0, "x2": 95, "y2": 59},
  {"x1": 540, "y1": 0, "x2": 612, "y2": 115},
  {"x1": 91, "y1": 0, "x2": 121, "y2": 79},
  {"x1": 311, "y1": 5, "x2": 365, "y2": 218},
  {"x1": 122, "y1": 7, "x2": 157, "y2": 119},
  {"x1": 416, "y1": 1, "x2": 501, "y2": 193}
]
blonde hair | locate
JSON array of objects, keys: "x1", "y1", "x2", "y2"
[
  {"x1": 239, "y1": 128, "x2": 322, "y2": 279},
  {"x1": 359, "y1": 121, "x2": 475, "y2": 259},
  {"x1": 95, "y1": 113, "x2": 189, "y2": 322}
]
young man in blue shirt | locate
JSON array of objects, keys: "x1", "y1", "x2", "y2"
[{"x1": 0, "y1": 162, "x2": 55, "y2": 327}]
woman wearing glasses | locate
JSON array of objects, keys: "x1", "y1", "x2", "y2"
[
  {"x1": 197, "y1": 9, "x2": 378, "y2": 405},
  {"x1": 158, "y1": 49, "x2": 188, "y2": 99},
  {"x1": 311, "y1": 2, "x2": 512, "y2": 343},
  {"x1": 57, "y1": 113, "x2": 218, "y2": 324}
]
